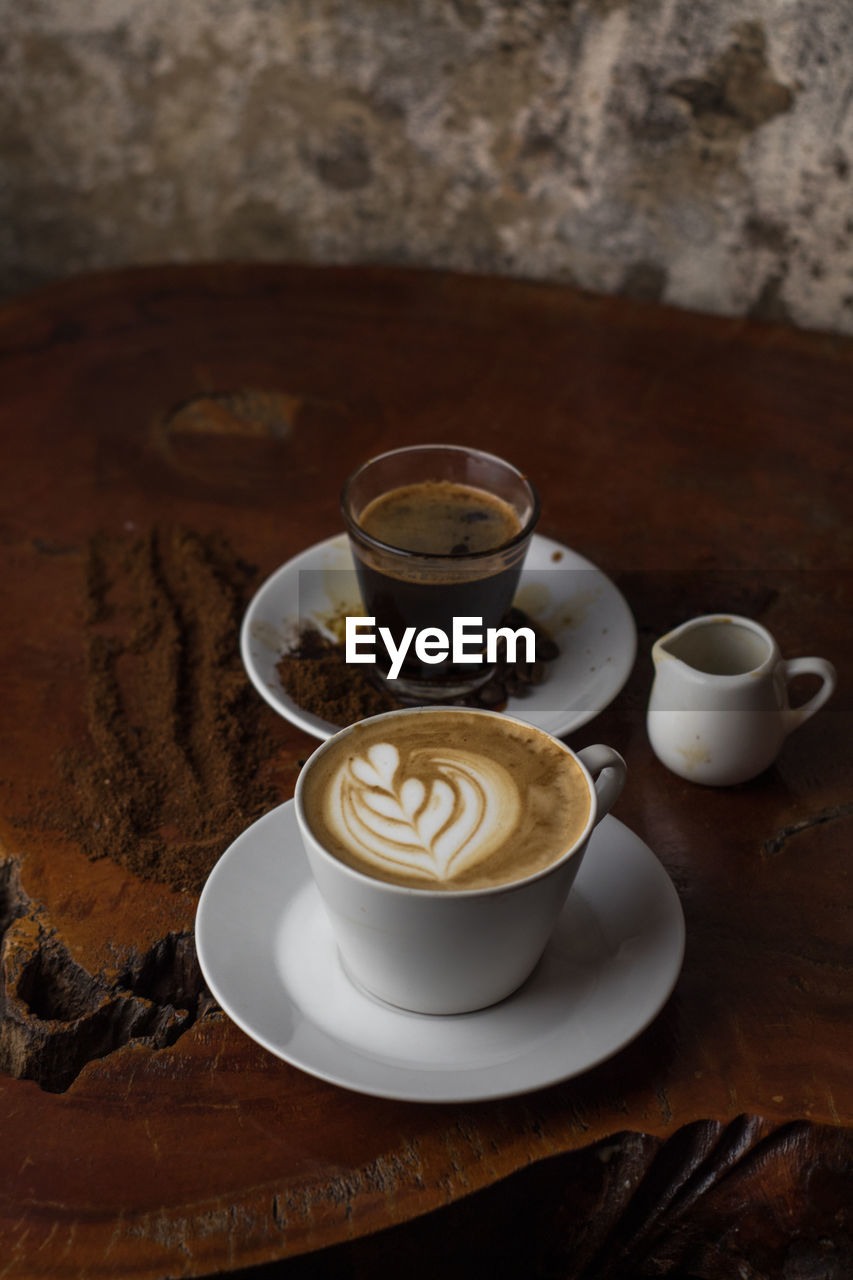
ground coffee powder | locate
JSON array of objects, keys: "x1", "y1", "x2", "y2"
[{"x1": 65, "y1": 526, "x2": 276, "y2": 895}]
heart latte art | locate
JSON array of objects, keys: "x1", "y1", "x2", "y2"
[
  {"x1": 300, "y1": 710, "x2": 592, "y2": 891},
  {"x1": 327, "y1": 742, "x2": 520, "y2": 883}
]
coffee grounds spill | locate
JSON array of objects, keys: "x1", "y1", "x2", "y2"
[
  {"x1": 63, "y1": 527, "x2": 276, "y2": 895},
  {"x1": 276, "y1": 607, "x2": 560, "y2": 727},
  {"x1": 277, "y1": 626, "x2": 400, "y2": 724}
]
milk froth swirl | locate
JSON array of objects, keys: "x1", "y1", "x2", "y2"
[{"x1": 325, "y1": 741, "x2": 521, "y2": 883}]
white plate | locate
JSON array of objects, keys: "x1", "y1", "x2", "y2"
[
  {"x1": 195, "y1": 802, "x2": 684, "y2": 1104},
  {"x1": 240, "y1": 533, "x2": 637, "y2": 740}
]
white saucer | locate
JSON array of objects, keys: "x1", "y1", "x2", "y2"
[
  {"x1": 195, "y1": 802, "x2": 684, "y2": 1104},
  {"x1": 241, "y1": 533, "x2": 636, "y2": 741}
]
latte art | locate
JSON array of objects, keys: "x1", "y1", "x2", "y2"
[
  {"x1": 328, "y1": 742, "x2": 520, "y2": 883},
  {"x1": 300, "y1": 709, "x2": 591, "y2": 891}
]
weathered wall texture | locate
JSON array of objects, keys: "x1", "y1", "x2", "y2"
[{"x1": 2, "y1": 1, "x2": 853, "y2": 331}]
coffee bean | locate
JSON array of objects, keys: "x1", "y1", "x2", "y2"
[
  {"x1": 476, "y1": 680, "x2": 507, "y2": 707},
  {"x1": 516, "y1": 661, "x2": 546, "y2": 686},
  {"x1": 536, "y1": 637, "x2": 559, "y2": 662}
]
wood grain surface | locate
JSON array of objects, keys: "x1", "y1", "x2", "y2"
[{"x1": 0, "y1": 264, "x2": 850, "y2": 1278}]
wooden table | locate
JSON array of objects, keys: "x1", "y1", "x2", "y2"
[{"x1": 1, "y1": 265, "x2": 850, "y2": 1279}]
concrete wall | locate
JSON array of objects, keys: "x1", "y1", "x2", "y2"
[{"x1": 2, "y1": 1, "x2": 852, "y2": 332}]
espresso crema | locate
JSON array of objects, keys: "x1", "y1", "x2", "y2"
[
  {"x1": 300, "y1": 711, "x2": 591, "y2": 891},
  {"x1": 358, "y1": 480, "x2": 522, "y2": 557}
]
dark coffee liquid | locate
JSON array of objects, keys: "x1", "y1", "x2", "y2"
[
  {"x1": 359, "y1": 481, "x2": 522, "y2": 556},
  {"x1": 353, "y1": 481, "x2": 527, "y2": 692}
]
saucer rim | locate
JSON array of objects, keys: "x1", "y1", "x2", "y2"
[
  {"x1": 195, "y1": 802, "x2": 685, "y2": 1104},
  {"x1": 239, "y1": 531, "x2": 637, "y2": 741}
]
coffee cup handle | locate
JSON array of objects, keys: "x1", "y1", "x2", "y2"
[
  {"x1": 577, "y1": 745, "x2": 627, "y2": 825},
  {"x1": 782, "y1": 657, "x2": 837, "y2": 733}
]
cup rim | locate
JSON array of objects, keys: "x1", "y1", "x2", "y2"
[
  {"x1": 340, "y1": 443, "x2": 541, "y2": 563},
  {"x1": 294, "y1": 705, "x2": 598, "y2": 899}
]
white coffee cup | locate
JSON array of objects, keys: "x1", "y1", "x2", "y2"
[{"x1": 294, "y1": 707, "x2": 626, "y2": 1014}]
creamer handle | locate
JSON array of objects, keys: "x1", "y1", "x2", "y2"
[{"x1": 782, "y1": 657, "x2": 837, "y2": 733}]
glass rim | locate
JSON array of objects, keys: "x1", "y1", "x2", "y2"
[{"x1": 340, "y1": 443, "x2": 541, "y2": 562}]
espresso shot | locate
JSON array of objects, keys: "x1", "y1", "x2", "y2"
[
  {"x1": 342, "y1": 446, "x2": 539, "y2": 700},
  {"x1": 354, "y1": 479, "x2": 527, "y2": 688}
]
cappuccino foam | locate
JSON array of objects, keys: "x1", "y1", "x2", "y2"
[{"x1": 301, "y1": 711, "x2": 590, "y2": 890}]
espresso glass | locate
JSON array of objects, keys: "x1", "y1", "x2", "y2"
[{"x1": 341, "y1": 444, "x2": 540, "y2": 700}]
